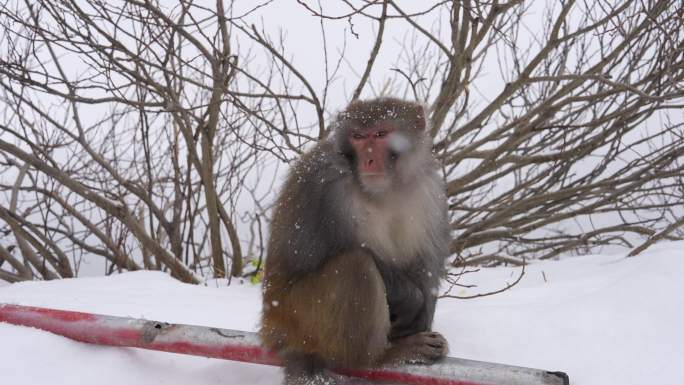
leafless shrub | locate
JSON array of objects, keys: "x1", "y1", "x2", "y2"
[{"x1": 0, "y1": 1, "x2": 682, "y2": 283}]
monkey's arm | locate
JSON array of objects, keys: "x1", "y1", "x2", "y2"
[
  {"x1": 376, "y1": 251, "x2": 444, "y2": 340},
  {"x1": 391, "y1": 196, "x2": 450, "y2": 339}
]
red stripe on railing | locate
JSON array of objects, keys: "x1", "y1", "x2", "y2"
[{"x1": 1, "y1": 303, "x2": 564, "y2": 385}]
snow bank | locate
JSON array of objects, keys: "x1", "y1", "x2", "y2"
[{"x1": 1, "y1": 242, "x2": 682, "y2": 384}]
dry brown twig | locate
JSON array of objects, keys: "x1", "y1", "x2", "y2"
[{"x1": 0, "y1": 1, "x2": 681, "y2": 287}]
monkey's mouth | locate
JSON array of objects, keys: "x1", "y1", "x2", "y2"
[
  {"x1": 359, "y1": 173, "x2": 391, "y2": 192},
  {"x1": 359, "y1": 173, "x2": 388, "y2": 183}
]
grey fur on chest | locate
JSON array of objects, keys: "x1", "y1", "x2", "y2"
[{"x1": 349, "y1": 175, "x2": 445, "y2": 265}]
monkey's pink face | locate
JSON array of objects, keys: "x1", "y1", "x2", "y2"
[{"x1": 349, "y1": 124, "x2": 395, "y2": 191}]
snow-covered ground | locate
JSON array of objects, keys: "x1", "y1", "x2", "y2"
[{"x1": 1, "y1": 242, "x2": 682, "y2": 385}]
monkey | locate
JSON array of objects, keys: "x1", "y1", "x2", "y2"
[{"x1": 260, "y1": 98, "x2": 450, "y2": 384}]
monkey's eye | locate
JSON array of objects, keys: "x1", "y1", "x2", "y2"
[
  {"x1": 351, "y1": 132, "x2": 367, "y2": 140},
  {"x1": 375, "y1": 130, "x2": 388, "y2": 138}
]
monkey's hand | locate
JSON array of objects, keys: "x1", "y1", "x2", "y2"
[{"x1": 382, "y1": 331, "x2": 448, "y2": 365}]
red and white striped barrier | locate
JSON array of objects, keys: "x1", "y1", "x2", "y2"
[{"x1": 0, "y1": 303, "x2": 568, "y2": 385}]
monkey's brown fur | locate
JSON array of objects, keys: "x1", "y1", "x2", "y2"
[{"x1": 262, "y1": 250, "x2": 390, "y2": 368}]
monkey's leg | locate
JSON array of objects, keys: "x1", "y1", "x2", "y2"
[
  {"x1": 262, "y1": 250, "x2": 391, "y2": 384},
  {"x1": 284, "y1": 249, "x2": 391, "y2": 369}
]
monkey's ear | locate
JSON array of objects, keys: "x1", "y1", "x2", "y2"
[{"x1": 412, "y1": 104, "x2": 427, "y2": 131}]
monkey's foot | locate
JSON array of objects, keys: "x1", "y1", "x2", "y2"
[{"x1": 383, "y1": 331, "x2": 448, "y2": 365}]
